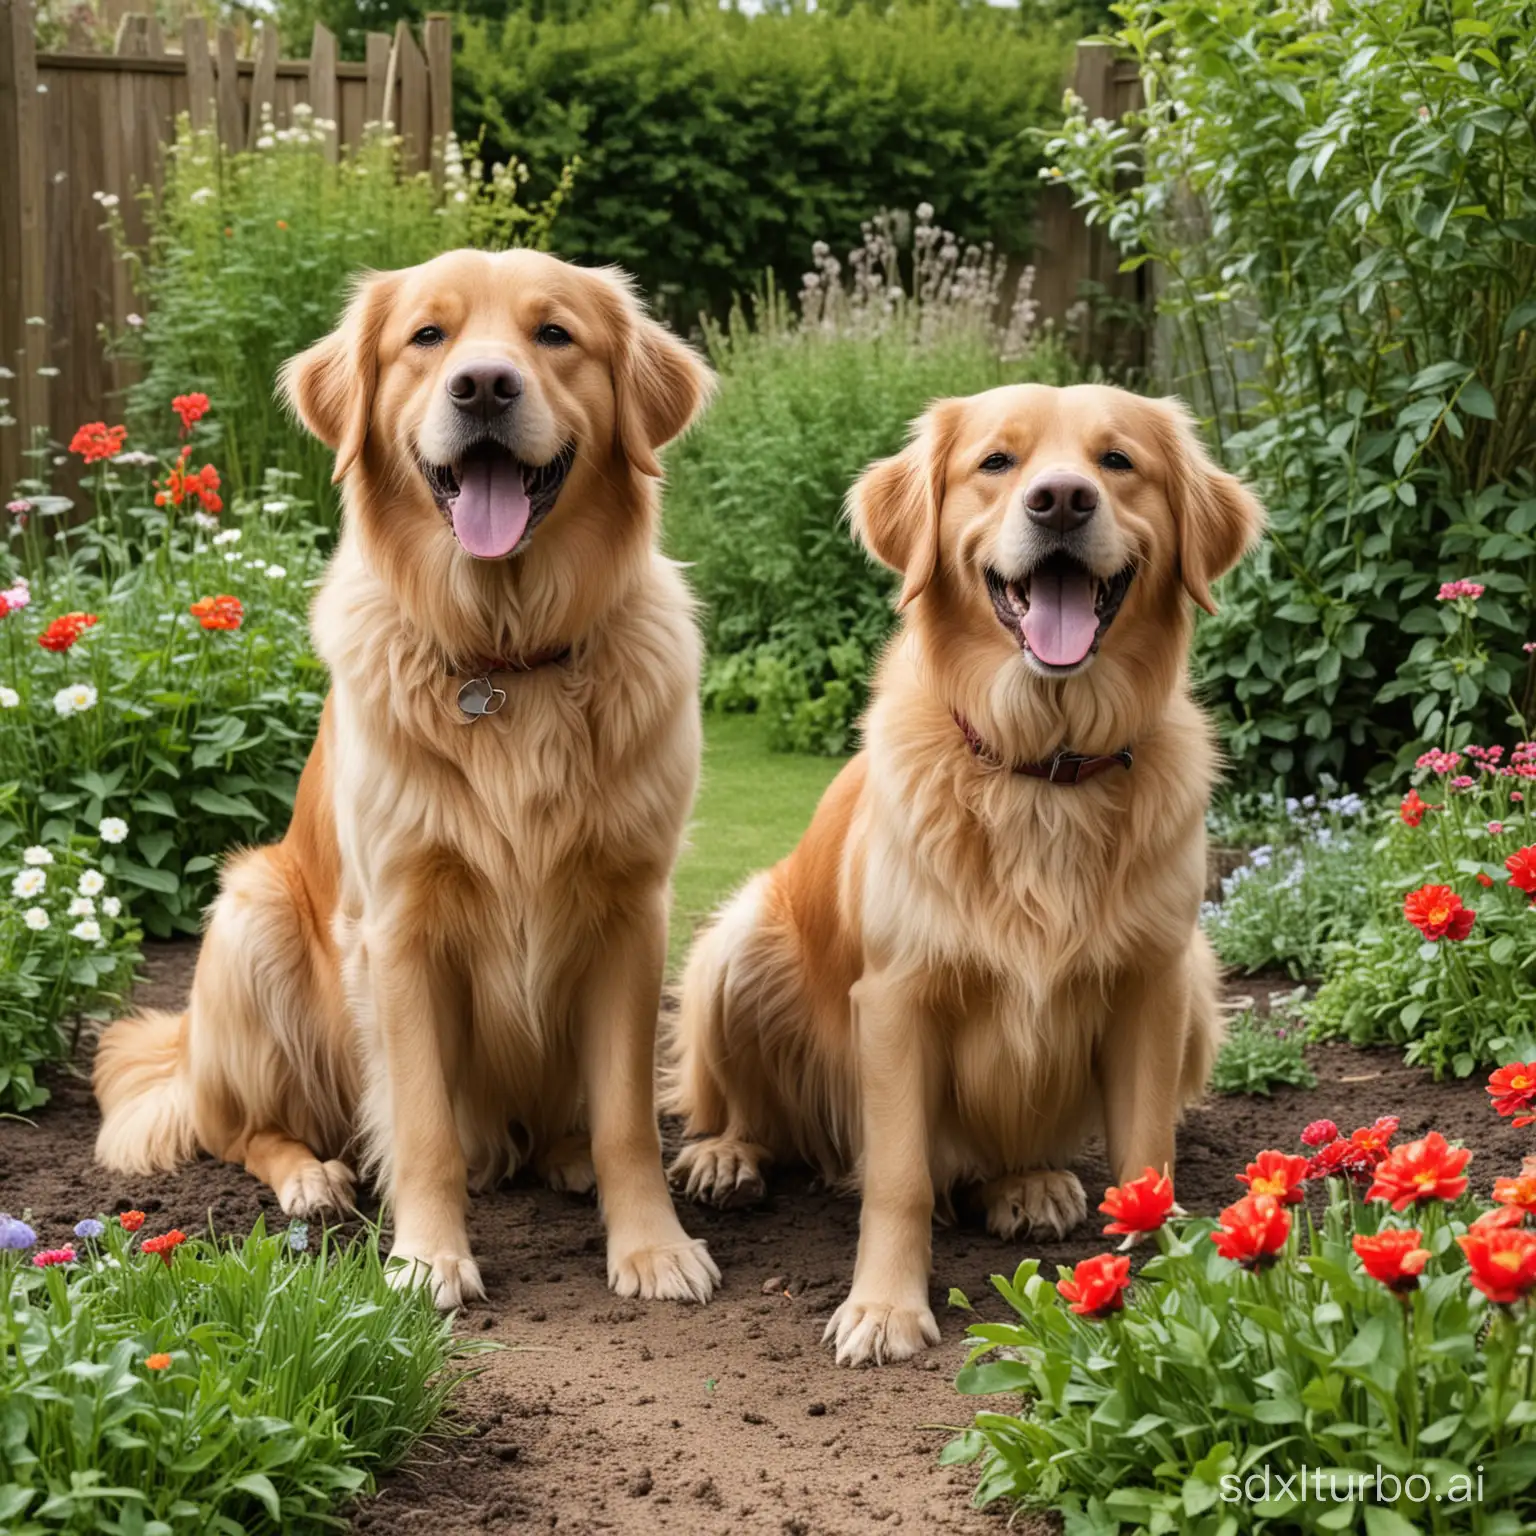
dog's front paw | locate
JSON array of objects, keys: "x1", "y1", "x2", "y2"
[
  {"x1": 279, "y1": 1158, "x2": 356, "y2": 1218},
  {"x1": 386, "y1": 1247, "x2": 485, "y2": 1310},
  {"x1": 983, "y1": 1169, "x2": 1087, "y2": 1241},
  {"x1": 539, "y1": 1137, "x2": 597, "y2": 1196},
  {"x1": 609, "y1": 1234, "x2": 719, "y2": 1303},
  {"x1": 669, "y1": 1136, "x2": 767, "y2": 1208},
  {"x1": 823, "y1": 1293, "x2": 939, "y2": 1367}
]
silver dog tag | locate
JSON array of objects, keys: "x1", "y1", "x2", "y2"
[{"x1": 457, "y1": 675, "x2": 507, "y2": 722}]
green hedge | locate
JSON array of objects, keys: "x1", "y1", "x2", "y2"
[{"x1": 455, "y1": 0, "x2": 1071, "y2": 323}]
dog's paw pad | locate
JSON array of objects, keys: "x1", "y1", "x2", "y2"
[
  {"x1": 609, "y1": 1237, "x2": 719, "y2": 1304},
  {"x1": 386, "y1": 1248, "x2": 485, "y2": 1311},
  {"x1": 823, "y1": 1296, "x2": 939, "y2": 1367},
  {"x1": 279, "y1": 1159, "x2": 356, "y2": 1218},
  {"x1": 669, "y1": 1139, "x2": 766, "y2": 1208},
  {"x1": 986, "y1": 1170, "x2": 1087, "y2": 1242}
]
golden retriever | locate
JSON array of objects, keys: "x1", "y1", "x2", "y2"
[
  {"x1": 94, "y1": 248, "x2": 719, "y2": 1309},
  {"x1": 669, "y1": 383, "x2": 1263, "y2": 1363}
]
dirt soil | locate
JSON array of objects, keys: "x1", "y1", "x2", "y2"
[{"x1": 1, "y1": 950, "x2": 1529, "y2": 1536}]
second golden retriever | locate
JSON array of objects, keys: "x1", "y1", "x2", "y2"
[{"x1": 670, "y1": 383, "x2": 1263, "y2": 1364}]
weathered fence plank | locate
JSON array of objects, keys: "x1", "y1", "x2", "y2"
[
  {"x1": 214, "y1": 23, "x2": 241, "y2": 148},
  {"x1": 424, "y1": 11, "x2": 452, "y2": 184},
  {"x1": 183, "y1": 16, "x2": 212, "y2": 132},
  {"x1": 246, "y1": 20, "x2": 277, "y2": 148},
  {"x1": 308, "y1": 22, "x2": 338, "y2": 163}
]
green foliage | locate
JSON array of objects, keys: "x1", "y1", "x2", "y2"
[
  {"x1": 0, "y1": 795, "x2": 139, "y2": 1113},
  {"x1": 664, "y1": 210, "x2": 1075, "y2": 754},
  {"x1": 1047, "y1": 0, "x2": 1536, "y2": 788},
  {"x1": 949, "y1": 1174, "x2": 1536, "y2": 1532},
  {"x1": 0, "y1": 1217, "x2": 478, "y2": 1533},
  {"x1": 1209, "y1": 1000, "x2": 1316, "y2": 1097},
  {"x1": 456, "y1": 0, "x2": 1071, "y2": 324},
  {"x1": 115, "y1": 114, "x2": 570, "y2": 516}
]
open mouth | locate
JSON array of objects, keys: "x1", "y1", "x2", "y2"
[
  {"x1": 985, "y1": 553, "x2": 1135, "y2": 673},
  {"x1": 420, "y1": 439, "x2": 576, "y2": 560}
]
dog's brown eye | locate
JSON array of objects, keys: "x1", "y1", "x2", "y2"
[
  {"x1": 411, "y1": 325, "x2": 445, "y2": 348},
  {"x1": 536, "y1": 324, "x2": 573, "y2": 348},
  {"x1": 979, "y1": 451, "x2": 1014, "y2": 474},
  {"x1": 1100, "y1": 449, "x2": 1134, "y2": 472}
]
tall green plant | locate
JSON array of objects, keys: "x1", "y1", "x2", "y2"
[{"x1": 1046, "y1": 0, "x2": 1536, "y2": 787}]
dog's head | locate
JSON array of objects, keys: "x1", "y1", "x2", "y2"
[
  {"x1": 850, "y1": 383, "x2": 1263, "y2": 682},
  {"x1": 281, "y1": 249, "x2": 711, "y2": 562}
]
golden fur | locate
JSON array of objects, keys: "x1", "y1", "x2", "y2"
[
  {"x1": 669, "y1": 383, "x2": 1263, "y2": 1364},
  {"x1": 94, "y1": 248, "x2": 719, "y2": 1308}
]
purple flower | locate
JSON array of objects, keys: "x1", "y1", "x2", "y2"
[
  {"x1": 0, "y1": 1213, "x2": 38, "y2": 1250},
  {"x1": 74, "y1": 1218, "x2": 105, "y2": 1240}
]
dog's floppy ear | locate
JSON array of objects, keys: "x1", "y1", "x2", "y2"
[
  {"x1": 590, "y1": 267, "x2": 713, "y2": 478},
  {"x1": 1152, "y1": 398, "x2": 1265, "y2": 615},
  {"x1": 848, "y1": 399, "x2": 962, "y2": 611},
  {"x1": 279, "y1": 272, "x2": 399, "y2": 484}
]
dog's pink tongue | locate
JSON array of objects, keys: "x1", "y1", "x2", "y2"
[
  {"x1": 1022, "y1": 566, "x2": 1099, "y2": 667},
  {"x1": 450, "y1": 455, "x2": 530, "y2": 559}
]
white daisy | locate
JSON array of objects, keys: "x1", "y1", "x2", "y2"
[
  {"x1": 101, "y1": 895, "x2": 122, "y2": 918},
  {"x1": 53, "y1": 683, "x2": 97, "y2": 717},
  {"x1": 78, "y1": 869, "x2": 105, "y2": 896},
  {"x1": 68, "y1": 896, "x2": 95, "y2": 917},
  {"x1": 70, "y1": 919, "x2": 101, "y2": 943},
  {"x1": 22, "y1": 846, "x2": 52, "y2": 866},
  {"x1": 0, "y1": 686, "x2": 18, "y2": 708},
  {"x1": 98, "y1": 817, "x2": 128, "y2": 844},
  {"x1": 264, "y1": 565, "x2": 287, "y2": 580},
  {"x1": 10, "y1": 868, "x2": 45, "y2": 898},
  {"x1": 23, "y1": 906, "x2": 49, "y2": 931},
  {"x1": 213, "y1": 527, "x2": 241, "y2": 546}
]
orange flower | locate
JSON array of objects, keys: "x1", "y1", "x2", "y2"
[
  {"x1": 1492, "y1": 1177, "x2": 1536, "y2": 1217},
  {"x1": 156, "y1": 450, "x2": 222, "y2": 513},
  {"x1": 68, "y1": 421, "x2": 126, "y2": 463},
  {"x1": 171, "y1": 392, "x2": 210, "y2": 435},
  {"x1": 1399, "y1": 788, "x2": 1437, "y2": 827},
  {"x1": 1403, "y1": 884, "x2": 1475, "y2": 941},
  {"x1": 1237, "y1": 1150, "x2": 1310, "y2": 1206},
  {"x1": 1349, "y1": 1116, "x2": 1400, "y2": 1160},
  {"x1": 119, "y1": 1210, "x2": 146, "y2": 1232},
  {"x1": 1099, "y1": 1167, "x2": 1176, "y2": 1241},
  {"x1": 1055, "y1": 1253, "x2": 1131, "y2": 1319},
  {"x1": 190, "y1": 594, "x2": 242, "y2": 631},
  {"x1": 1488, "y1": 1063, "x2": 1536, "y2": 1128},
  {"x1": 1366, "y1": 1131, "x2": 1471, "y2": 1211},
  {"x1": 37, "y1": 611, "x2": 98, "y2": 652},
  {"x1": 1471, "y1": 1205, "x2": 1526, "y2": 1233},
  {"x1": 140, "y1": 1229, "x2": 187, "y2": 1267},
  {"x1": 1477, "y1": 872, "x2": 1495, "y2": 887},
  {"x1": 1508, "y1": 846, "x2": 1536, "y2": 897},
  {"x1": 276, "y1": 219, "x2": 288, "y2": 230},
  {"x1": 1353, "y1": 1229, "x2": 1431, "y2": 1293},
  {"x1": 1457, "y1": 1225, "x2": 1536, "y2": 1305},
  {"x1": 1211, "y1": 1194, "x2": 1290, "y2": 1270},
  {"x1": 145, "y1": 1352, "x2": 172, "y2": 1371}
]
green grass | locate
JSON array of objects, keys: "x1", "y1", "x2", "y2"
[{"x1": 669, "y1": 713, "x2": 847, "y2": 974}]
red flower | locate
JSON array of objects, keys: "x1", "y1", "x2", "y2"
[
  {"x1": 1056, "y1": 1253, "x2": 1131, "y2": 1319},
  {"x1": 1211, "y1": 1194, "x2": 1291, "y2": 1270},
  {"x1": 1492, "y1": 1176, "x2": 1536, "y2": 1217},
  {"x1": 1353, "y1": 1229, "x2": 1431, "y2": 1293},
  {"x1": 1488, "y1": 1063, "x2": 1536, "y2": 1129},
  {"x1": 68, "y1": 422, "x2": 126, "y2": 464},
  {"x1": 1300, "y1": 1119, "x2": 1338, "y2": 1149},
  {"x1": 33, "y1": 1246, "x2": 75, "y2": 1268},
  {"x1": 145, "y1": 1352, "x2": 172, "y2": 1371},
  {"x1": 1099, "y1": 1167, "x2": 1176, "y2": 1240},
  {"x1": 1457, "y1": 1225, "x2": 1536, "y2": 1305},
  {"x1": 1477, "y1": 872, "x2": 1495, "y2": 887},
  {"x1": 1471, "y1": 1205, "x2": 1526, "y2": 1233},
  {"x1": 1367, "y1": 1131, "x2": 1471, "y2": 1211},
  {"x1": 189, "y1": 594, "x2": 242, "y2": 632},
  {"x1": 156, "y1": 450, "x2": 223, "y2": 514},
  {"x1": 1403, "y1": 884, "x2": 1475, "y2": 941},
  {"x1": 1507, "y1": 846, "x2": 1536, "y2": 896},
  {"x1": 119, "y1": 1209, "x2": 146, "y2": 1233},
  {"x1": 140, "y1": 1229, "x2": 187, "y2": 1267},
  {"x1": 1399, "y1": 788, "x2": 1437, "y2": 827},
  {"x1": 171, "y1": 393, "x2": 210, "y2": 435},
  {"x1": 1237, "y1": 1150, "x2": 1310, "y2": 1206},
  {"x1": 37, "y1": 611, "x2": 98, "y2": 652}
]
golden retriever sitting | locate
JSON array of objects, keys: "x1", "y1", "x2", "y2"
[
  {"x1": 94, "y1": 249, "x2": 719, "y2": 1309},
  {"x1": 670, "y1": 383, "x2": 1263, "y2": 1364}
]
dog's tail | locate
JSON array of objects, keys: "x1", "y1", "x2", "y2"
[{"x1": 93, "y1": 1009, "x2": 199, "y2": 1175}]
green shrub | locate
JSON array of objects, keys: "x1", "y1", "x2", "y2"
[
  {"x1": 0, "y1": 792, "x2": 139, "y2": 1113},
  {"x1": 1047, "y1": 0, "x2": 1536, "y2": 789},
  {"x1": 456, "y1": 0, "x2": 1071, "y2": 324},
  {"x1": 949, "y1": 1131, "x2": 1536, "y2": 1532},
  {"x1": 0, "y1": 1215, "x2": 477, "y2": 1533},
  {"x1": 115, "y1": 113, "x2": 569, "y2": 516},
  {"x1": 664, "y1": 208, "x2": 1076, "y2": 754},
  {"x1": 1209, "y1": 999, "x2": 1316, "y2": 1097}
]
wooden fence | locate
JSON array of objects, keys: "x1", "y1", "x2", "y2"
[{"x1": 0, "y1": 0, "x2": 452, "y2": 496}]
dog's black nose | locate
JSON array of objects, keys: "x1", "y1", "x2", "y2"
[
  {"x1": 1023, "y1": 471, "x2": 1099, "y2": 533},
  {"x1": 446, "y1": 359, "x2": 523, "y2": 419}
]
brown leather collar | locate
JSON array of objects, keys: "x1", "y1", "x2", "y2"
[
  {"x1": 447, "y1": 644, "x2": 572, "y2": 678},
  {"x1": 954, "y1": 711, "x2": 1132, "y2": 784}
]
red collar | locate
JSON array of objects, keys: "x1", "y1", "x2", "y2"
[
  {"x1": 449, "y1": 644, "x2": 572, "y2": 678},
  {"x1": 953, "y1": 712, "x2": 1132, "y2": 785}
]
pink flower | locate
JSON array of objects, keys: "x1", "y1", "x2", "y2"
[
  {"x1": 1416, "y1": 749, "x2": 1464, "y2": 776},
  {"x1": 1437, "y1": 579, "x2": 1485, "y2": 601},
  {"x1": 1301, "y1": 1119, "x2": 1338, "y2": 1148},
  {"x1": 1489, "y1": 822, "x2": 1505, "y2": 836},
  {"x1": 1525, "y1": 642, "x2": 1536, "y2": 655},
  {"x1": 33, "y1": 1246, "x2": 75, "y2": 1267},
  {"x1": 1451, "y1": 776, "x2": 1476, "y2": 791}
]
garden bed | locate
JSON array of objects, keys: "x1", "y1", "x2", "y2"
[{"x1": 0, "y1": 948, "x2": 1528, "y2": 1535}]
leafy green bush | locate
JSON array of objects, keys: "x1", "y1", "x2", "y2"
[
  {"x1": 1048, "y1": 0, "x2": 1536, "y2": 788},
  {"x1": 456, "y1": 0, "x2": 1070, "y2": 323},
  {"x1": 115, "y1": 112, "x2": 569, "y2": 515},
  {"x1": 0, "y1": 795, "x2": 139, "y2": 1112},
  {"x1": 0, "y1": 1214, "x2": 476, "y2": 1533},
  {"x1": 948, "y1": 1124, "x2": 1536, "y2": 1532},
  {"x1": 3, "y1": 399, "x2": 325, "y2": 936},
  {"x1": 1209, "y1": 999, "x2": 1316, "y2": 1097},
  {"x1": 664, "y1": 208, "x2": 1075, "y2": 753}
]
